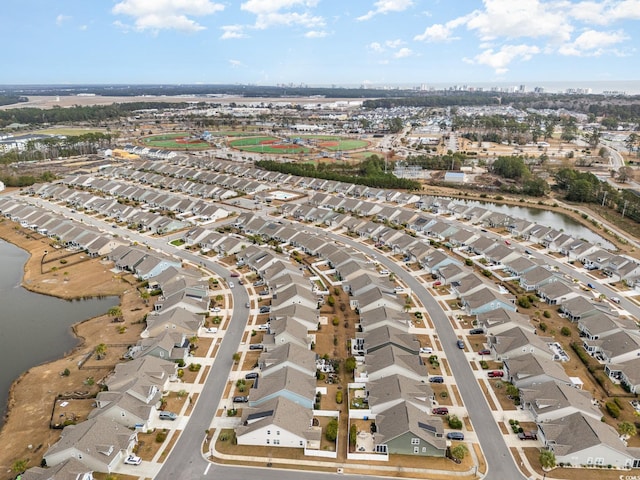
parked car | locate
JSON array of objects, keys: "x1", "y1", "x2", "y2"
[
  {"x1": 432, "y1": 407, "x2": 449, "y2": 415},
  {"x1": 480, "y1": 229, "x2": 488, "y2": 233},
  {"x1": 446, "y1": 432, "x2": 465, "y2": 440},
  {"x1": 124, "y1": 454, "x2": 142, "y2": 465},
  {"x1": 245, "y1": 302, "x2": 250, "y2": 308},
  {"x1": 159, "y1": 411, "x2": 177, "y2": 421},
  {"x1": 433, "y1": 281, "x2": 442, "y2": 287},
  {"x1": 524, "y1": 249, "x2": 532, "y2": 255},
  {"x1": 206, "y1": 327, "x2": 218, "y2": 334},
  {"x1": 504, "y1": 240, "x2": 511, "y2": 245},
  {"x1": 456, "y1": 339, "x2": 465, "y2": 349},
  {"x1": 587, "y1": 283, "x2": 595, "y2": 289},
  {"x1": 518, "y1": 431, "x2": 538, "y2": 440},
  {"x1": 233, "y1": 396, "x2": 249, "y2": 403},
  {"x1": 210, "y1": 307, "x2": 221, "y2": 313},
  {"x1": 230, "y1": 272, "x2": 240, "y2": 277},
  {"x1": 229, "y1": 281, "x2": 235, "y2": 288},
  {"x1": 488, "y1": 370, "x2": 504, "y2": 378},
  {"x1": 257, "y1": 324, "x2": 269, "y2": 331},
  {"x1": 245, "y1": 372, "x2": 259, "y2": 379},
  {"x1": 249, "y1": 344, "x2": 264, "y2": 350},
  {"x1": 259, "y1": 306, "x2": 271, "y2": 314},
  {"x1": 379, "y1": 269, "x2": 390, "y2": 275},
  {"x1": 420, "y1": 347, "x2": 434, "y2": 354},
  {"x1": 254, "y1": 280, "x2": 265, "y2": 287},
  {"x1": 429, "y1": 376, "x2": 444, "y2": 383},
  {"x1": 258, "y1": 290, "x2": 269, "y2": 296},
  {"x1": 611, "y1": 296, "x2": 621, "y2": 304},
  {"x1": 478, "y1": 349, "x2": 491, "y2": 356},
  {"x1": 238, "y1": 279, "x2": 245, "y2": 285},
  {"x1": 469, "y1": 328, "x2": 484, "y2": 335}
]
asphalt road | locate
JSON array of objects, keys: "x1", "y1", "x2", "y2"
[{"x1": 325, "y1": 230, "x2": 526, "y2": 480}]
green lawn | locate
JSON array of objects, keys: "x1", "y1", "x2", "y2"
[{"x1": 228, "y1": 136, "x2": 279, "y2": 147}]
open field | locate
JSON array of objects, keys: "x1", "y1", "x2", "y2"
[
  {"x1": 32, "y1": 127, "x2": 108, "y2": 136},
  {"x1": 142, "y1": 133, "x2": 211, "y2": 150},
  {"x1": 298, "y1": 135, "x2": 369, "y2": 151}
]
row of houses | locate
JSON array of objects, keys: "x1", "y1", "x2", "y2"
[
  {"x1": 228, "y1": 215, "x2": 448, "y2": 457},
  {"x1": 26, "y1": 254, "x2": 213, "y2": 478}
]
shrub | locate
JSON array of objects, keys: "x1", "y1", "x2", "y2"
[
  {"x1": 543, "y1": 310, "x2": 551, "y2": 318},
  {"x1": 336, "y1": 390, "x2": 343, "y2": 404},
  {"x1": 332, "y1": 316, "x2": 340, "y2": 326},
  {"x1": 448, "y1": 415, "x2": 463, "y2": 429},
  {"x1": 517, "y1": 297, "x2": 531, "y2": 308},
  {"x1": 465, "y1": 258, "x2": 473, "y2": 266},
  {"x1": 327, "y1": 295, "x2": 335, "y2": 307},
  {"x1": 560, "y1": 326, "x2": 571, "y2": 336},
  {"x1": 479, "y1": 360, "x2": 489, "y2": 369},
  {"x1": 61, "y1": 368, "x2": 70, "y2": 377},
  {"x1": 326, "y1": 418, "x2": 339, "y2": 441},
  {"x1": 350, "y1": 424, "x2": 357, "y2": 446},
  {"x1": 606, "y1": 401, "x2": 621, "y2": 418},
  {"x1": 539, "y1": 322, "x2": 548, "y2": 332},
  {"x1": 156, "y1": 430, "x2": 167, "y2": 442},
  {"x1": 188, "y1": 363, "x2": 202, "y2": 372}
]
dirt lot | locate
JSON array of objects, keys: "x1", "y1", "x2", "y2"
[{"x1": 0, "y1": 220, "x2": 152, "y2": 472}]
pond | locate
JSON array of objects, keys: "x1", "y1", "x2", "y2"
[{"x1": 0, "y1": 240, "x2": 119, "y2": 425}]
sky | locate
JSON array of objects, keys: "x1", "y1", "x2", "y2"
[{"x1": 2, "y1": 0, "x2": 640, "y2": 87}]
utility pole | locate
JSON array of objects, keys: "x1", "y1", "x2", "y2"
[
  {"x1": 601, "y1": 190, "x2": 608, "y2": 207},
  {"x1": 622, "y1": 199, "x2": 629, "y2": 218}
]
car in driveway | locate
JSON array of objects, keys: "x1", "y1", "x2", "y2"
[
  {"x1": 518, "y1": 431, "x2": 538, "y2": 440},
  {"x1": 432, "y1": 281, "x2": 442, "y2": 287},
  {"x1": 419, "y1": 347, "x2": 434, "y2": 354},
  {"x1": 233, "y1": 396, "x2": 249, "y2": 403},
  {"x1": 478, "y1": 349, "x2": 491, "y2": 356},
  {"x1": 230, "y1": 272, "x2": 240, "y2": 277},
  {"x1": 469, "y1": 328, "x2": 484, "y2": 335},
  {"x1": 432, "y1": 407, "x2": 449, "y2": 415},
  {"x1": 245, "y1": 372, "x2": 259, "y2": 379},
  {"x1": 249, "y1": 344, "x2": 264, "y2": 350},
  {"x1": 487, "y1": 370, "x2": 504, "y2": 378},
  {"x1": 159, "y1": 411, "x2": 177, "y2": 421},
  {"x1": 456, "y1": 339, "x2": 465, "y2": 349},
  {"x1": 259, "y1": 306, "x2": 271, "y2": 314},
  {"x1": 446, "y1": 432, "x2": 465, "y2": 440},
  {"x1": 124, "y1": 454, "x2": 142, "y2": 465},
  {"x1": 429, "y1": 376, "x2": 444, "y2": 383},
  {"x1": 210, "y1": 307, "x2": 221, "y2": 313}
]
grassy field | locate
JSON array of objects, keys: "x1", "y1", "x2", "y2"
[
  {"x1": 34, "y1": 127, "x2": 107, "y2": 136},
  {"x1": 296, "y1": 135, "x2": 369, "y2": 151},
  {"x1": 143, "y1": 133, "x2": 211, "y2": 149},
  {"x1": 228, "y1": 136, "x2": 279, "y2": 146}
]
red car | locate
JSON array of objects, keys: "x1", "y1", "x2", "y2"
[
  {"x1": 488, "y1": 370, "x2": 504, "y2": 378},
  {"x1": 505, "y1": 240, "x2": 511, "y2": 245},
  {"x1": 478, "y1": 349, "x2": 491, "y2": 356},
  {"x1": 432, "y1": 407, "x2": 449, "y2": 415},
  {"x1": 230, "y1": 272, "x2": 240, "y2": 277},
  {"x1": 433, "y1": 281, "x2": 442, "y2": 287}
]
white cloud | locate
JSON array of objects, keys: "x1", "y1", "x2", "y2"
[
  {"x1": 464, "y1": 44, "x2": 540, "y2": 74},
  {"x1": 305, "y1": 30, "x2": 328, "y2": 38},
  {"x1": 368, "y1": 42, "x2": 384, "y2": 52},
  {"x1": 465, "y1": 0, "x2": 573, "y2": 43},
  {"x1": 565, "y1": 0, "x2": 640, "y2": 24},
  {"x1": 394, "y1": 47, "x2": 413, "y2": 58},
  {"x1": 240, "y1": 0, "x2": 323, "y2": 31},
  {"x1": 112, "y1": 0, "x2": 224, "y2": 33},
  {"x1": 56, "y1": 14, "x2": 71, "y2": 26},
  {"x1": 558, "y1": 29, "x2": 628, "y2": 56},
  {"x1": 229, "y1": 59, "x2": 245, "y2": 68},
  {"x1": 414, "y1": 23, "x2": 455, "y2": 42},
  {"x1": 241, "y1": 0, "x2": 319, "y2": 15},
  {"x1": 221, "y1": 25, "x2": 248, "y2": 39},
  {"x1": 358, "y1": 0, "x2": 414, "y2": 21}
]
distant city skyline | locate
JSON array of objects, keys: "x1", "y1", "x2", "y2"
[{"x1": 3, "y1": 1, "x2": 640, "y2": 86}]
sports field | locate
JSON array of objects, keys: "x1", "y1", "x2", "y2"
[
  {"x1": 229, "y1": 134, "x2": 368, "y2": 154},
  {"x1": 142, "y1": 133, "x2": 211, "y2": 150}
]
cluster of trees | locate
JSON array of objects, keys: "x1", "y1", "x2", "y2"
[
  {"x1": 0, "y1": 171, "x2": 56, "y2": 187},
  {"x1": 489, "y1": 156, "x2": 550, "y2": 197},
  {"x1": 405, "y1": 153, "x2": 464, "y2": 171},
  {"x1": 256, "y1": 156, "x2": 421, "y2": 191},
  {"x1": 0, "y1": 95, "x2": 23, "y2": 107},
  {"x1": 0, "y1": 132, "x2": 117, "y2": 164}
]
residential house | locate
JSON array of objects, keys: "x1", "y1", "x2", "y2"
[
  {"x1": 520, "y1": 381, "x2": 602, "y2": 422},
  {"x1": 519, "y1": 266, "x2": 559, "y2": 291},
  {"x1": 366, "y1": 374, "x2": 435, "y2": 415},
  {"x1": 362, "y1": 345, "x2": 427, "y2": 382},
  {"x1": 488, "y1": 326, "x2": 554, "y2": 361},
  {"x1": 43, "y1": 417, "x2": 138, "y2": 473},
  {"x1": 247, "y1": 367, "x2": 316, "y2": 409},
  {"x1": 143, "y1": 308, "x2": 204, "y2": 338},
  {"x1": 503, "y1": 354, "x2": 572, "y2": 389},
  {"x1": 236, "y1": 396, "x2": 321, "y2": 450},
  {"x1": 259, "y1": 343, "x2": 317, "y2": 378},
  {"x1": 20, "y1": 458, "x2": 94, "y2": 480}
]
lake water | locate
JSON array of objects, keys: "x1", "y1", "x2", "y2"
[
  {"x1": 0, "y1": 239, "x2": 119, "y2": 425},
  {"x1": 454, "y1": 200, "x2": 615, "y2": 250}
]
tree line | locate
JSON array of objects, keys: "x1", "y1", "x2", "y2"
[{"x1": 256, "y1": 156, "x2": 421, "y2": 191}]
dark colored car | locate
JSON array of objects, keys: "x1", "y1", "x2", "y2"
[
  {"x1": 258, "y1": 290, "x2": 269, "y2": 296},
  {"x1": 259, "y1": 306, "x2": 271, "y2": 314},
  {"x1": 429, "y1": 376, "x2": 444, "y2": 383},
  {"x1": 488, "y1": 370, "x2": 504, "y2": 378},
  {"x1": 456, "y1": 339, "x2": 465, "y2": 349},
  {"x1": 432, "y1": 407, "x2": 449, "y2": 415},
  {"x1": 249, "y1": 344, "x2": 264, "y2": 350},
  {"x1": 469, "y1": 328, "x2": 484, "y2": 335},
  {"x1": 245, "y1": 372, "x2": 259, "y2": 380},
  {"x1": 446, "y1": 432, "x2": 465, "y2": 440},
  {"x1": 233, "y1": 396, "x2": 248, "y2": 403},
  {"x1": 518, "y1": 431, "x2": 538, "y2": 440},
  {"x1": 230, "y1": 272, "x2": 240, "y2": 277}
]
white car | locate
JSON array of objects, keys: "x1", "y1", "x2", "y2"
[
  {"x1": 210, "y1": 307, "x2": 221, "y2": 313},
  {"x1": 124, "y1": 454, "x2": 142, "y2": 466},
  {"x1": 380, "y1": 269, "x2": 390, "y2": 275},
  {"x1": 420, "y1": 347, "x2": 434, "y2": 354},
  {"x1": 206, "y1": 327, "x2": 218, "y2": 334},
  {"x1": 229, "y1": 281, "x2": 235, "y2": 288}
]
